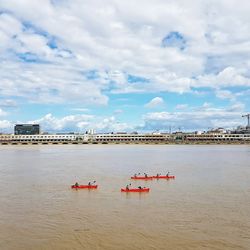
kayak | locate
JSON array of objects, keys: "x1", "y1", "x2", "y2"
[
  {"x1": 153, "y1": 175, "x2": 175, "y2": 179},
  {"x1": 121, "y1": 188, "x2": 150, "y2": 192},
  {"x1": 131, "y1": 176, "x2": 153, "y2": 180},
  {"x1": 71, "y1": 185, "x2": 98, "y2": 189}
]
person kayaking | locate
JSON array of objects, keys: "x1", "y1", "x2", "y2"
[
  {"x1": 75, "y1": 182, "x2": 79, "y2": 187},
  {"x1": 126, "y1": 184, "x2": 130, "y2": 190},
  {"x1": 144, "y1": 173, "x2": 148, "y2": 178},
  {"x1": 156, "y1": 173, "x2": 161, "y2": 177},
  {"x1": 166, "y1": 172, "x2": 170, "y2": 177},
  {"x1": 134, "y1": 173, "x2": 137, "y2": 177},
  {"x1": 88, "y1": 181, "x2": 96, "y2": 186},
  {"x1": 138, "y1": 186, "x2": 142, "y2": 189}
]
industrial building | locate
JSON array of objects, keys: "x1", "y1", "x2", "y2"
[{"x1": 14, "y1": 124, "x2": 40, "y2": 135}]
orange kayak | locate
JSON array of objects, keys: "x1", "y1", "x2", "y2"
[
  {"x1": 121, "y1": 188, "x2": 150, "y2": 192},
  {"x1": 153, "y1": 175, "x2": 175, "y2": 179},
  {"x1": 131, "y1": 176, "x2": 153, "y2": 180},
  {"x1": 71, "y1": 185, "x2": 98, "y2": 189}
]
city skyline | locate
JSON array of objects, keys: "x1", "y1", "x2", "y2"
[{"x1": 0, "y1": 0, "x2": 250, "y2": 133}]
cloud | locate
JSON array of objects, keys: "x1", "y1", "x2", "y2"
[
  {"x1": 215, "y1": 89, "x2": 235, "y2": 100},
  {"x1": 23, "y1": 113, "x2": 130, "y2": 133},
  {"x1": 28, "y1": 113, "x2": 94, "y2": 132},
  {"x1": 0, "y1": 99, "x2": 17, "y2": 108},
  {"x1": 0, "y1": 0, "x2": 249, "y2": 102},
  {"x1": 0, "y1": 108, "x2": 7, "y2": 116},
  {"x1": 140, "y1": 102, "x2": 246, "y2": 131},
  {"x1": 70, "y1": 108, "x2": 89, "y2": 112},
  {"x1": 145, "y1": 97, "x2": 164, "y2": 108},
  {"x1": 175, "y1": 104, "x2": 188, "y2": 110},
  {"x1": 93, "y1": 116, "x2": 130, "y2": 132},
  {"x1": 0, "y1": 120, "x2": 13, "y2": 131},
  {"x1": 113, "y1": 109, "x2": 123, "y2": 115}
]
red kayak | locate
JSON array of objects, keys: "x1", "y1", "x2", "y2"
[
  {"x1": 153, "y1": 175, "x2": 175, "y2": 179},
  {"x1": 121, "y1": 188, "x2": 150, "y2": 192},
  {"x1": 131, "y1": 176, "x2": 153, "y2": 180},
  {"x1": 71, "y1": 185, "x2": 98, "y2": 189}
]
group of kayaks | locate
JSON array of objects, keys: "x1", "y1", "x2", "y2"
[{"x1": 71, "y1": 173, "x2": 175, "y2": 193}]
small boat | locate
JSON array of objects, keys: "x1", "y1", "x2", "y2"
[
  {"x1": 131, "y1": 176, "x2": 153, "y2": 180},
  {"x1": 153, "y1": 175, "x2": 175, "y2": 179},
  {"x1": 71, "y1": 185, "x2": 98, "y2": 189},
  {"x1": 121, "y1": 188, "x2": 150, "y2": 192}
]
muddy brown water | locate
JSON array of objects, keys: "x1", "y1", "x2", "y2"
[{"x1": 0, "y1": 145, "x2": 249, "y2": 250}]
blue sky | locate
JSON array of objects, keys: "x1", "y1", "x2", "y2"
[{"x1": 0, "y1": 0, "x2": 250, "y2": 133}]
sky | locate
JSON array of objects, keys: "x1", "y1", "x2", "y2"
[{"x1": 0, "y1": 0, "x2": 250, "y2": 133}]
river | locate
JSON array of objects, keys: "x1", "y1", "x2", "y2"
[{"x1": 0, "y1": 145, "x2": 249, "y2": 249}]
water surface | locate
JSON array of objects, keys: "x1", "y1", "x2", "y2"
[{"x1": 0, "y1": 145, "x2": 249, "y2": 249}]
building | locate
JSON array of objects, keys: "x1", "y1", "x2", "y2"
[
  {"x1": 0, "y1": 132, "x2": 249, "y2": 144},
  {"x1": 185, "y1": 133, "x2": 250, "y2": 142},
  {"x1": 90, "y1": 132, "x2": 171, "y2": 143},
  {"x1": 14, "y1": 124, "x2": 40, "y2": 135},
  {"x1": 0, "y1": 133, "x2": 83, "y2": 143}
]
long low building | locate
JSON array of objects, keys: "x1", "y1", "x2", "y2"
[
  {"x1": 0, "y1": 132, "x2": 250, "y2": 144},
  {"x1": 0, "y1": 133, "x2": 172, "y2": 143},
  {"x1": 0, "y1": 134, "x2": 82, "y2": 142},
  {"x1": 92, "y1": 133, "x2": 172, "y2": 142},
  {"x1": 185, "y1": 133, "x2": 250, "y2": 141}
]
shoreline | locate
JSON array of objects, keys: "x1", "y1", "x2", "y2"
[{"x1": 1, "y1": 141, "x2": 250, "y2": 146}]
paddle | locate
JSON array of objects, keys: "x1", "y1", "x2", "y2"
[{"x1": 88, "y1": 180, "x2": 96, "y2": 186}]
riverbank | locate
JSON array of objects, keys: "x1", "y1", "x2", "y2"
[{"x1": 1, "y1": 141, "x2": 250, "y2": 146}]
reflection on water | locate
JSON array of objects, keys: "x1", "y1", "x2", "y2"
[{"x1": 0, "y1": 145, "x2": 250, "y2": 250}]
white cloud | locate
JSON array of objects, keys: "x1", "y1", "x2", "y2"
[
  {"x1": 0, "y1": 120, "x2": 13, "y2": 132},
  {"x1": 70, "y1": 108, "x2": 89, "y2": 112},
  {"x1": 0, "y1": 0, "x2": 249, "y2": 102},
  {"x1": 28, "y1": 113, "x2": 93, "y2": 132},
  {"x1": 0, "y1": 99, "x2": 17, "y2": 108},
  {"x1": 23, "y1": 113, "x2": 130, "y2": 133},
  {"x1": 145, "y1": 97, "x2": 164, "y2": 108},
  {"x1": 215, "y1": 89, "x2": 235, "y2": 100},
  {"x1": 196, "y1": 67, "x2": 250, "y2": 89},
  {"x1": 93, "y1": 116, "x2": 131, "y2": 132},
  {"x1": 175, "y1": 104, "x2": 188, "y2": 110},
  {"x1": 113, "y1": 109, "x2": 123, "y2": 115},
  {"x1": 141, "y1": 102, "x2": 246, "y2": 131},
  {"x1": 0, "y1": 108, "x2": 7, "y2": 116}
]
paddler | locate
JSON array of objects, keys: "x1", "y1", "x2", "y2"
[
  {"x1": 75, "y1": 182, "x2": 79, "y2": 187},
  {"x1": 88, "y1": 181, "x2": 96, "y2": 186},
  {"x1": 126, "y1": 183, "x2": 131, "y2": 190}
]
